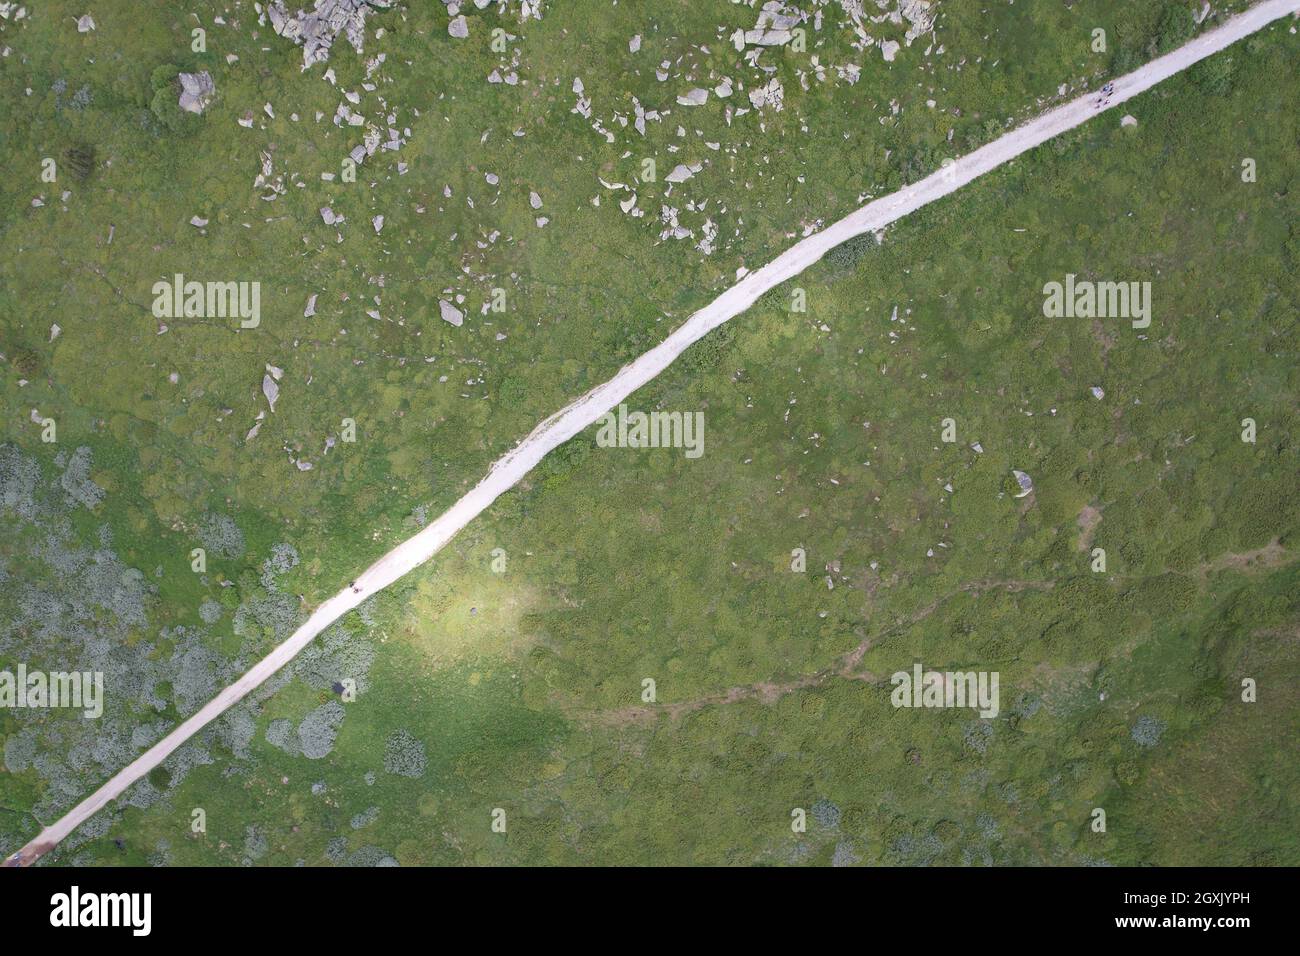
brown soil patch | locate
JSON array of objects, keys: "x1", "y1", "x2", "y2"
[{"x1": 1077, "y1": 503, "x2": 1103, "y2": 551}]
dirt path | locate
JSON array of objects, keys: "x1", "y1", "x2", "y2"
[
  {"x1": 8, "y1": 0, "x2": 1297, "y2": 867},
  {"x1": 581, "y1": 578, "x2": 1055, "y2": 727}
]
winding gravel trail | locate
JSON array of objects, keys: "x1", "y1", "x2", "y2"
[{"x1": 8, "y1": 0, "x2": 1297, "y2": 867}]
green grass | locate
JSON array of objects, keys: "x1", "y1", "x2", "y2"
[{"x1": 1, "y1": 1, "x2": 1295, "y2": 866}]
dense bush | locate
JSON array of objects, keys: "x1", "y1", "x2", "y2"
[
  {"x1": 825, "y1": 233, "x2": 875, "y2": 272},
  {"x1": 683, "y1": 321, "x2": 736, "y2": 372}
]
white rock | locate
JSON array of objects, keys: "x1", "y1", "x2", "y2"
[
  {"x1": 881, "y1": 40, "x2": 901, "y2": 62},
  {"x1": 448, "y1": 15, "x2": 468, "y2": 39},
  {"x1": 676, "y1": 88, "x2": 709, "y2": 106},
  {"x1": 1012, "y1": 470, "x2": 1034, "y2": 498},
  {"x1": 262, "y1": 374, "x2": 280, "y2": 412},
  {"x1": 629, "y1": 34, "x2": 641, "y2": 53},
  {"x1": 748, "y1": 78, "x2": 783, "y2": 110},
  {"x1": 304, "y1": 293, "x2": 318, "y2": 318},
  {"x1": 529, "y1": 190, "x2": 543, "y2": 209},
  {"x1": 372, "y1": 214, "x2": 384, "y2": 233},
  {"x1": 190, "y1": 215, "x2": 208, "y2": 227},
  {"x1": 76, "y1": 14, "x2": 95, "y2": 32},
  {"x1": 1120, "y1": 114, "x2": 1138, "y2": 128},
  {"x1": 439, "y1": 299, "x2": 464, "y2": 326},
  {"x1": 1090, "y1": 386, "x2": 1105, "y2": 399},
  {"x1": 665, "y1": 162, "x2": 702, "y2": 184}
]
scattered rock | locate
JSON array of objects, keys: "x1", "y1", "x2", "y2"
[
  {"x1": 267, "y1": 0, "x2": 393, "y2": 70},
  {"x1": 748, "y1": 77, "x2": 784, "y2": 111}
]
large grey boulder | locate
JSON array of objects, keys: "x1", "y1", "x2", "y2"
[{"x1": 178, "y1": 72, "x2": 215, "y2": 114}]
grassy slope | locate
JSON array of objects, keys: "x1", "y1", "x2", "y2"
[
  {"x1": 5, "y1": 0, "x2": 1202, "y2": 848},
  {"x1": 34, "y1": 13, "x2": 1299, "y2": 866}
]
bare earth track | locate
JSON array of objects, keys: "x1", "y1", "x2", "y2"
[{"x1": 8, "y1": 0, "x2": 1298, "y2": 867}]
